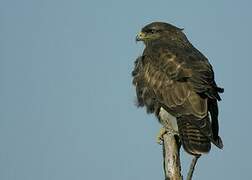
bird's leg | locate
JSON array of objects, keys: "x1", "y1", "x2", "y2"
[
  {"x1": 156, "y1": 127, "x2": 179, "y2": 145},
  {"x1": 156, "y1": 127, "x2": 167, "y2": 144}
]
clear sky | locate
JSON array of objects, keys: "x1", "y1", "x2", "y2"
[{"x1": 1, "y1": 0, "x2": 251, "y2": 179}]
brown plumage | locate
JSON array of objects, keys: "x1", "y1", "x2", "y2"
[{"x1": 132, "y1": 22, "x2": 223, "y2": 155}]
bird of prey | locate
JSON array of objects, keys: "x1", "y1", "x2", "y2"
[{"x1": 132, "y1": 22, "x2": 223, "y2": 155}]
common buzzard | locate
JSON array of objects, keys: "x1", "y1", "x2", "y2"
[{"x1": 132, "y1": 22, "x2": 223, "y2": 155}]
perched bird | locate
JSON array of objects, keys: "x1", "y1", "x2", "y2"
[{"x1": 132, "y1": 22, "x2": 223, "y2": 155}]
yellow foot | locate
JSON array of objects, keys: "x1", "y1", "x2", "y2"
[
  {"x1": 156, "y1": 127, "x2": 167, "y2": 145},
  {"x1": 156, "y1": 127, "x2": 179, "y2": 145}
]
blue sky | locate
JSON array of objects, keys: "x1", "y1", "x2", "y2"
[{"x1": 1, "y1": 0, "x2": 251, "y2": 179}]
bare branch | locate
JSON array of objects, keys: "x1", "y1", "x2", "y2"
[
  {"x1": 162, "y1": 133, "x2": 182, "y2": 180},
  {"x1": 186, "y1": 155, "x2": 200, "y2": 180}
]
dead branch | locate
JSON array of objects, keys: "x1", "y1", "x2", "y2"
[
  {"x1": 186, "y1": 155, "x2": 200, "y2": 180},
  {"x1": 162, "y1": 133, "x2": 182, "y2": 180}
]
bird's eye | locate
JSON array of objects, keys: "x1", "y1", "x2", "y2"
[
  {"x1": 150, "y1": 29, "x2": 156, "y2": 33},
  {"x1": 145, "y1": 29, "x2": 156, "y2": 34}
]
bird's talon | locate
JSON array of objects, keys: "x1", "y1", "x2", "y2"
[{"x1": 156, "y1": 127, "x2": 167, "y2": 145}]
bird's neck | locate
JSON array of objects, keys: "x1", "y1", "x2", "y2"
[{"x1": 145, "y1": 37, "x2": 192, "y2": 49}]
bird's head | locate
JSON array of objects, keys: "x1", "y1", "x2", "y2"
[{"x1": 136, "y1": 22, "x2": 185, "y2": 45}]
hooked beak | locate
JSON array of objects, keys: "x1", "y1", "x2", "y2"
[{"x1": 135, "y1": 31, "x2": 145, "y2": 42}]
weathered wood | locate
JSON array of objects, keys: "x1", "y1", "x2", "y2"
[{"x1": 162, "y1": 133, "x2": 182, "y2": 180}]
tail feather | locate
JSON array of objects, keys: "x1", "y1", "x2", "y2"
[
  {"x1": 177, "y1": 115, "x2": 223, "y2": 155},
  {"x1": 177, "y1": 117, "x2": 211, "y2": 155}
]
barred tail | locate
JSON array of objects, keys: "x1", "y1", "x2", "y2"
[{"x1": 177, "y1": 116, "x2": 211, "y2": 155}]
